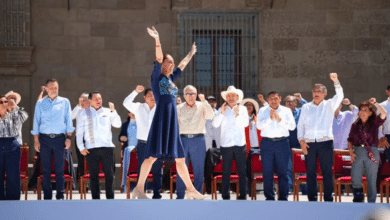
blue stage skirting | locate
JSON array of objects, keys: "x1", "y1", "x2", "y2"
[{"x1": 1, "y1": 200, "x2": 390, "y2": 220}]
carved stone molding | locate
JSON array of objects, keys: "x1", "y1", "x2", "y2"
[
  {"x1": 0, "y1": 46, "x2": 34, "y2": 67},
  {"x1": 172, "y1": 0, "x2": 190, "y2": 9}
]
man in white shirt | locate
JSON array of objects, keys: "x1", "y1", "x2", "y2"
[
  {"x1": 72, "y1": 93, "x2": 89, "y2": 184},
  {"x1": 298, "y1": 73, "x2": 344, "y2": 202},
  {"x1": 333, "y1": 98, "x2": 358, "y2": 150},
  {"x1": 212, "y1": 86, "x2": 249, "y2": 200},
  {"x1": 123, "y1": 85, "x2": 163, "y2": 199},
  {"x1": 257, "y1": 91, "x2": 296, "y2": 201},
  {"x1": 76, "y1": 91, "x2": 121, "y2": 199},
  {"x1": 378, "y1": 85, "x2": 390, "y2": 163}
]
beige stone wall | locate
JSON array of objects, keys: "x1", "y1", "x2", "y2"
[{"x1": 2, "y1": 0, "x2": 389, "y2": 188}]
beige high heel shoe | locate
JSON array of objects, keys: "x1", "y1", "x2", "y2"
[
  {"x1": 186, "y1": 190, "x2": 205, "y2": 200},
  {"x1": 132, "y1": 188, "x2": 150, "y2": 199}
]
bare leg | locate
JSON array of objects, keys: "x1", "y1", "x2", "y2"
[
  {"x1": 133, "y1": 157, "x2": 157, "y2": 199},
  {"x1": 175, "y1": 158, "x2": 204, "y2": 200}
]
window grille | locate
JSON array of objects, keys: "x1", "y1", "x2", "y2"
[
  {"x1": 1, "y1": 0, "x2": 30, "y2": 46},
  {"x1": 177, "y1": 13, "x2": 258, "y2": 102}
]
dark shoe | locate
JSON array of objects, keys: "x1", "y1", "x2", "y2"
[{"x1": 352, "y1": 188, "x2": 364, "y2": 203}]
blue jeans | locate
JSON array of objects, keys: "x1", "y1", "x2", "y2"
[
  {"x1": 136, "y1": 142, "x2": 163, "y2": 199},
  {"x1": 261, "y1": 138, "x2": 290, "y2": 201},
  {"x1": 39, "y1": 134, "x2": 65, "y2": 200},
  {"x1": 176, "y1": 135, "x2": 206, "y2": 199},
  {"x1": 0, "y1": 138, "x2": 21, "y2": 200},
  {"x1": 305, "y1": 140, "x2": 334, "y2": 202}
]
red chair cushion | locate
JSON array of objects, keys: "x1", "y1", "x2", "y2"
[
  {"x1": 128, "y1": 173, "x2": 153, "y2": 178},
  {"x1": 39, "y1": 174, "x2": 72, "y2": 179},
  {"x1": 20, "y1": 174, "x2": 27, "y2": 179},
  {"x1": 254, "y1": 176, "x2": 263, "y2": 181},
  {"x1": 82, "y1": 174, "x2": 105, "y2": 178},
  {"x1": 297, "y1": 176, "x2": 323, "y2": 180},
  {"x1": 383, "y1": 177, "x2": 390, "y2": 182},
  {"x1": 173, "y1": 174, "x2": 194, "y2": 179},
  {"x1": 214, "y1": 175, "x2": 239, "y2": 180},
  {"x1": 337, "y1": 176, "x2": 367, "y2": 182}
]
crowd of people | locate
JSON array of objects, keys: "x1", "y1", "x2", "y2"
[{"x1": 1, "y1": 27, "x2": 390, "y2": 203}]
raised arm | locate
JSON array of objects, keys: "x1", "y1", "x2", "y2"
[
  {"x1": 147, "y1": 26, "x2": 163, "y2": 63},
  {"x1": 370, "y1": 98, "x2": 387, "y2": 120},
  {"x1": 178, "y1": 42, "x2": 197, "y2": 71},
  {"x1": 329, "y1": 73, "x2": 344, "y2": 112}
]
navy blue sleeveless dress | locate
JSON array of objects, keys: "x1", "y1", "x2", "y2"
[{"x1": 144, "y1": 62, "x2": 185, "y2": 161}]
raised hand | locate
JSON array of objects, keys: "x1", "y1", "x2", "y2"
[
  {"x1": 294, "y1": 93, "x2": 303, "y2": 101},
  {"x1": 342, "y1": 98, "x2": 351, "y2": 106},
  {"x1": 189, "y1": 42, "x2": 197, "y2": 56},
  {"x1": 221, "y1": 102, "x2": 228, "y2": 115},
  {"x1": 109, "y1": 102, "x2": 115, "y2": 111},
  {"x1": 330, "y1": 73, "x2": 338, "y2": 82},
  {"x1": 258, "y1": 94, "x2": 266, "y2": 104},
  {"x1": 135, "y1": 85, "x2": 145, "y2": 93},
  {"x1": 369, "y1": 98, "x2": 377, "y2": 105},
  {"x1": 198, "y1": 94, "x2": 205, "y2": 102},
  {"x1": 147, "y1": 26, "x2": 159, "y2": 39},
  {"x1": 41, "y1": 86, "x2": 46, "y2": 93}
]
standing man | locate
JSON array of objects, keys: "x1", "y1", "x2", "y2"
[
  {"x1": 298, "y1": 73, "x2": 344, "y2": 202},
  {"x1": 379, "y1": 85, "x2": 390, "y2": 159},
  {"x1": 212, "y1": 86, "x2": 249, "y2": 200},
  {"x1": 72, "y1": 93, "x2": 90, "y2": 185},
  {"x1": 257, "y1": 91, "x2": 296, "y2": 201},
  {"x1": 123, "y1": 85, "x2": 163, "y2": 199},
  {"x1": 76, "y1": 91, "x2": 121, "y2": 199},
  {"x1": 204, "y1": 95, "x2": 221, "y2": 194},
  {"x1": 284, "y1": 93, "x2": 307, "y2": 193},
  {"x1": 176, "y1": 85, "x2": 214, "y2": 199},
  {"x1": 333, "y1": 98, "x2": 358, "y2": 150},
  {"x1": 31, "y1": 78, "x2": 74, "y2": 200}
]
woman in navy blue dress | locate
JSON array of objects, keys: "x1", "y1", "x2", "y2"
[{"x1": 132, "y1": 26, "x2": 204, "y2": 200}]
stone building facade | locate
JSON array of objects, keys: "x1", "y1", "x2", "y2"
[{"x1": 1, "y1": 0, "x2": 390, "y2": 188}]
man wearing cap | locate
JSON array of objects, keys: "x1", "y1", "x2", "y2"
[
  {"x1": 257, "y1": 91, "x2": 296, "y2": 201},
  {"x1": 31, "y1": 78, "x2": 74, "y2": 200},
  {"x1": 5, "y1": 91, "x2": 24, "y2": 145},
  {"x1": 212, "y1": 86, "x2": 249, "y2": 200},
  {"x1": 123, "y1": 85, "x2": 163, "y2": 199},
  {"x1": 298, "y1": 73, "x2": 343, "y2": 202},
  {"x1": 176, "y1": 85, "x2": 214, "y2": 199},
  {"x1": 204, "y1": 95, "x2": 221, "y2": 194}
]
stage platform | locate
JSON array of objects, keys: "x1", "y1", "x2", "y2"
[{"x1": 2, "y1": 196, "x2": 390, "y2": 220}]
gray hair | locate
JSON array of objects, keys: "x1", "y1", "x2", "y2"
[
  {"x1": 183, "y1": 85, "x2": 197, "y2": 94},
  {"x1": 284, "y1": 95, "x2": 297, "y2": 102},
  {"x1": 313, "y1": 84, "x2": 327, "y2": 93}
]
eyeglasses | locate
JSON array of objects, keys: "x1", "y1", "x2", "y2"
[
  {"x1": 7, "y1": 97, "x2": 16, "y2": 101},
  {"x1": 0, "y1": 101, "x2": 8, "y2": 104},
  {"x1": 185, "y1": 93, "x2": 197, "y2": 97},
  {"x1": 285, "y1": 101, "x2": 295, "y2": 104}
]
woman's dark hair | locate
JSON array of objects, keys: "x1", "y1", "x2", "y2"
[
  {"x1": 354, "y1": 101, "x2": 377, "y2": 126},
  {"x1": 0, "y1": 95, "x2": 5, "y2": 99},
  {"x1": 245, "y1": 102, "x2": 257, "y2": 116},
  {"x1": 162, "y1": 53, "x2": 170, "y2": 63}
]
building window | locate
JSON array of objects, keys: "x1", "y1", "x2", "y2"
[
  {"x1": 1, "y1": 0, "x2": 30, "y2": 47},
  {"x1": 178, "y1": 13, "x2": 258, "y2": 101}
]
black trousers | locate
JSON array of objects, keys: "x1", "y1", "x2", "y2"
[
  {"x1": 220, "y1": 145, "x2": 247, "y2": 200},
  {"x1": 86, "y1": 147, "x2": 114, "y2": 199},
  {"x1": 204, "y1": 147, "x2": 221, "y2": 194}
]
